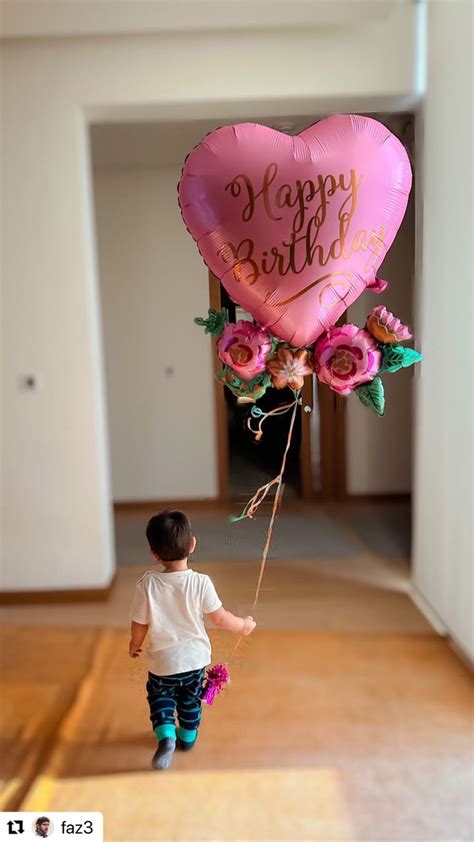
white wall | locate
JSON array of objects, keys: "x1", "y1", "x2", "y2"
[
  {"x1": 347, "y1": 179, "x2": 415, "y2": 495},
  {"x1": 1, "y1": 104, "x2": 115, "y2": 591},
  {"x1": 93, "y1": 167, "x2": 216, "y2": 501},
  {"x1": 1, "y1": 3, "x2": 422, "y2": 590},
  {"x1": 412, "y1": 1, "x2": 473, "y2": 660}
]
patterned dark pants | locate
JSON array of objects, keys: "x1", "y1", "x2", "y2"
[{"x1": 146, "y1": 667, "x2": 205, "y2": 743}]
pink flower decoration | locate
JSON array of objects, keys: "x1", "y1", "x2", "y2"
[
  {"x1": 217, "y1": 320, "x2": 272, "y2": 380},
  {"x1": 201, "y1": 663, "x2": 230, "y2": 705},
  {"x1": 314, "y1": 324, "x2": 382, "y2": 396},
  {"x1": 366, "y1": 305, "x2": 412, "y2": 344}
]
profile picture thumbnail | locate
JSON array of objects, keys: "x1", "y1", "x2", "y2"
[{"x1": 33, "y1": 816, "x2": 53, "y2": 837}]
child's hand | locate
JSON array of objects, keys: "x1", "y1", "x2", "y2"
[
  {"x1": 243, "y1": 616, "x2": 256, "y2": 636},
  {"x1": 129, "y1": 640, "x2": 142, "y2": 658}
]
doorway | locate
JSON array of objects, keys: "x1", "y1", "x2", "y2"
[{"x1": 209, "y1": 274, "x2": 346, "y2": 503}]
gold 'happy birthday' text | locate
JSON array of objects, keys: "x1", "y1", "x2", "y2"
[{"x1": 219, "y1": 163, "x2": 385, "y2": 289}]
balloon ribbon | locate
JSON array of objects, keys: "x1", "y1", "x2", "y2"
[
  {"x1": 202, "y1": 393, "x2": 300, "y2": 703},
  {"x1": 226, "y1": 392, "x2": 301, "y2": 664}
]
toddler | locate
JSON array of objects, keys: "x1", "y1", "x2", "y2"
[{"x1": 128, "y1": 509, "x2": 256, "y2": 770}]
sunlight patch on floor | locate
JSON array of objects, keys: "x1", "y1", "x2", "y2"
[{"x1": 23, "y1": 767, "x2": 353, "y2": 841}]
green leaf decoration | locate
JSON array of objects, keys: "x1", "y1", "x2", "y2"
[
  {"x1": 400, "y1": 347, "x2": 423, "y2": 368},
  {"x1": 379, "y1": 345, "x2": 405, "y2": 373},
  {"x1": 380, "y1": 344, "x2": 423, "y2": 373},
  {"x1": 355, "y1": 377, "x2": 385, "y2": 417},
  {"x1": 216, "y1": 366, "x2": 271, "y2": 402},
  {"x1": 194, "y1": 308, "x2": 229, "y2": 338},
  {"x1": 270, "y1": 334, "x2": 281, "y2": 354}
]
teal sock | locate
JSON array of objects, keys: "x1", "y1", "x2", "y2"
[
  {"x1": 177, "y1": 726, "x2": 198, "y2": 743},
  {"x1": 155, "y1": 724, "x2": 176, "y2": 742}
]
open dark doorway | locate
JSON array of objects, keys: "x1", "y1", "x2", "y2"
[
  {"x1": 225, "y1": 380, "x2": 302, "y2": 500},
  {"x1": 219, "y1": 285, "x2": 302, "y2": 499}
]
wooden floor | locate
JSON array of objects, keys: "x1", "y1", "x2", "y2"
[{"x1": 1, "y1": 509, "x2": 473, "y2": 841}]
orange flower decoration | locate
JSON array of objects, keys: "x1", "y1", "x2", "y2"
[
  {"x1": 267, "y1": 348, "x2": 312, "y2": 390},
  {"x1": 366, "y1": 306, "x2": 412, "y2": 345}
]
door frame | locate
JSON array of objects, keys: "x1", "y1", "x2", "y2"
[
  {"x1": 209, "y1": 272, "x2": 346, "y2": 501},
  {"x1": 209, "y1": 273, "x2": 230, "y2": 502}
]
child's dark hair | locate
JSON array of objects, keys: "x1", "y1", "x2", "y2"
[{"x1": 146, "y1": 510, "x2": 193, "y2": 562}]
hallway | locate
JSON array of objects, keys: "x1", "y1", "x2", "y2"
[{"x1": 1, "y1": 507, "x2": 472, "y2": 840}]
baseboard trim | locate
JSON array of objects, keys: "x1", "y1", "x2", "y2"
[
  {"x1": 409, "y1": 590, "x2": 473, "y2": 670},
  {"x1": 0, "y1": 570, "x2": 117, "y2": 605},
  {"x1": 114, "y1": 495, "x2": 410, "y2": 513},
  {"x1": 344, "y1": 493, "x2": 411, "y2": 504},
  {"x1": 448, "y1": 636, "x2": 474, "y2": 672},
  {"x1": 114, "y1": 498, "x2": 223, "y2": 513},
  {"x1": 409, "y1": 585, "x2": 448, "y2": 636}
]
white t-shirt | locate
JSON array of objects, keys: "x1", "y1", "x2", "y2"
[{"x1": 128, "y1": 568, "x2": 222, "y2": 676}]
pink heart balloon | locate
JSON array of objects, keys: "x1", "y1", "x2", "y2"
[{"x1": 179, "y1": 115, "x2": 412, "y2": 346}]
